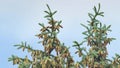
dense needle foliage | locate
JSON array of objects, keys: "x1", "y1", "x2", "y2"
[{"x1": 9, "y1": 4, "x2": 120, "y2": 68}]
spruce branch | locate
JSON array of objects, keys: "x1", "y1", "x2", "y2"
[
  {"x1": 14, "y1": 42, "x2": 33, "y2": 52},
  {"x1": 8, "y1": 55, "x2": 32, "y2": 66}
]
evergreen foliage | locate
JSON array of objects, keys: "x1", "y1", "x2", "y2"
[
  {"x1": 9, "y1": 4, "x2": 74, "y2": 68},
  {"x1": 9, "y1": 4, "x2": 120, "y2": 68},
  {"x1": 73, "y1": 3, "x2": 119, "y2": 68}
]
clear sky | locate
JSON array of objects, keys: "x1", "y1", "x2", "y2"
[{"x1": 0, "y1": 0, "x2": 120, "y2": 68}]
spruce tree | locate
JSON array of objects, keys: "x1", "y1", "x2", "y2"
[
  {"x1": 73, "y1": 3, "x2": 120, "y2": 68},
  {"x1": 8, "y1": 4, "x2": 74, "y2": 68},
  {"x1": 9, "y1": 3, "x2": 120, "y2": 68}
]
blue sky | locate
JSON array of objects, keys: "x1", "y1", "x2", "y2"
[{"x1": 0, "y1": 0, "x2": 120, "y2": 68}]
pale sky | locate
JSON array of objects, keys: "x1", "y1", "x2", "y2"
[{"x1": 0, "y1": 0, "x2": 120, "y2": 68}]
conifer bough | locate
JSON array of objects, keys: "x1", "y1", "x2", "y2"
[{"x1": 9, "y1": 3, "x2": 120, "y2": 68}]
